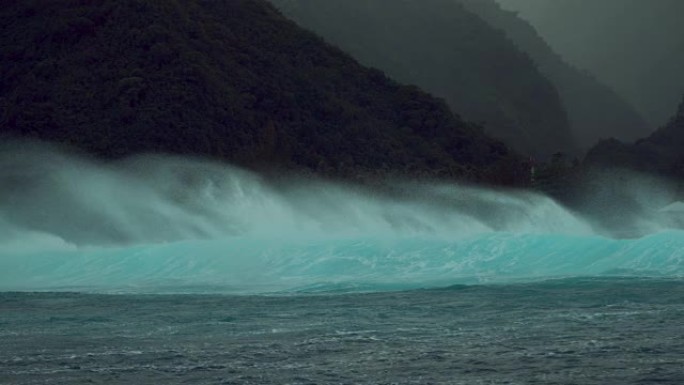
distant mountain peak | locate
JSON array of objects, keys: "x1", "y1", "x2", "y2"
[
  {"x1": 271, "y1": 0, "x2": 575, "y2": 157},
  {"x1": 456, "y1": 0, "x2": 649, "y2": 150}
]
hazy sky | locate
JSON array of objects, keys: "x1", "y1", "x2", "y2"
[{"x1": 497, "y1": 0, "x2": 684, "y2": 128}]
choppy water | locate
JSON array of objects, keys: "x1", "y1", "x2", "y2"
[{"x1": 2, "y1": 278, "x2": 684, "y2": 384}]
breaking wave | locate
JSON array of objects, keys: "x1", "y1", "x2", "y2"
[{"x1": 1, "y1": 142, "x2": 683, "y2": 293}]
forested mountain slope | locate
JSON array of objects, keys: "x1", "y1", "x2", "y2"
[{"x1": 0, "y1": 0, "x2": 527, "y2": 184}]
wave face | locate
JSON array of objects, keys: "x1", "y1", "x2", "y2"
[{"x1": 1, "y1": 143, "x2": 683, "y2": 294}]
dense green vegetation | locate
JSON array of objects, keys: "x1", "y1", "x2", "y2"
[
  {"x1": 0, "y1": 0, "x2": 528, "y2": 185},
  {"x1": 271, "y1": 0, "x2": 574, "y2": 157},
  {"x1": 457, "y1": 0, "x2": 649, "y2": 150}
]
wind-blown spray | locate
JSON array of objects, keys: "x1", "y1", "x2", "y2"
[{"x1": 0, "y1": 142, "x2": 682, "y2": 293}]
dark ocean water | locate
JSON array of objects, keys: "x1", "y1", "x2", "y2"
[{"x1": 2, "y1": 278, "x2": 683, "y2": 385}]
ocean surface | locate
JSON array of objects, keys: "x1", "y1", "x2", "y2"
[
  {"x1": 2, "y1": 147, "x2": 684, "y2": 383},
  {"x1": 2, "y1": 278, "x2": 684, "y2": 384}
]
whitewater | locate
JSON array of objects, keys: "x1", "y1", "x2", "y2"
[{"x1": 1, "y1": 143, "x2": 683, "y2": 294}]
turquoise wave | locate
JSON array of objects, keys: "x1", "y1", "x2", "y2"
[
  {"x1": 2, "y1": 146, "x2": 683, "y2": 294},
  {"x1": 2, "y1": 231, "x2": 683, "y2": 293}
]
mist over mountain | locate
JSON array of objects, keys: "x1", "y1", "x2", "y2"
[
  {"x1": 498, "y1": 0, "x2": 684, "y2": 128},
  {"x1": 0, "y1": 0, "x2": 526, "y2": 184},
  {"x1": 456, "y1": 0, "x2": 649, "y2": 150},
  {"x1": 586, "y1": 95, "x2": 684, "y2": 181},
  {"x1": 271, "y1": 0, "x2": 575, "y2": 157}
]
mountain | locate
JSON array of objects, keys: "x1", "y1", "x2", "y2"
[
  {"x1": 270, "y1": 0, "x2": 575, "y2": 157},
  {"x1": 585, "y1": 95, "x2": 684, "y2": 180},
  {"x1": 0, "y1": 0, "x2": 527, "y2": 185},
  {"x1": 456, "y1": 0, "x2": 649, "y2": 150},
  {"x1": 498, "y1": 0, "x2": 684, "y2": 128}
]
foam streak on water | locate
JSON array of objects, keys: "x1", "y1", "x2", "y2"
[{"x1": 1, "y1": 142, "x2": 683, "y2": 293}]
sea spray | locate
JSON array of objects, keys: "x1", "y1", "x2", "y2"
[{"x1": 1, "y1": 143, "x2": 683, "y2": 293}]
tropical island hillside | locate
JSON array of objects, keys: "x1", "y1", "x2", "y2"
[{"x1": 0, "y1": 0, "x2": 528, "y2": 185}]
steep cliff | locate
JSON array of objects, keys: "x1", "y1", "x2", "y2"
[
  {"x1": 499, "y1": 0, "x2": 684, "y2": 128},
  {"x1": 457, "y1": 0, "x2": 649, "y2": 150}
]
